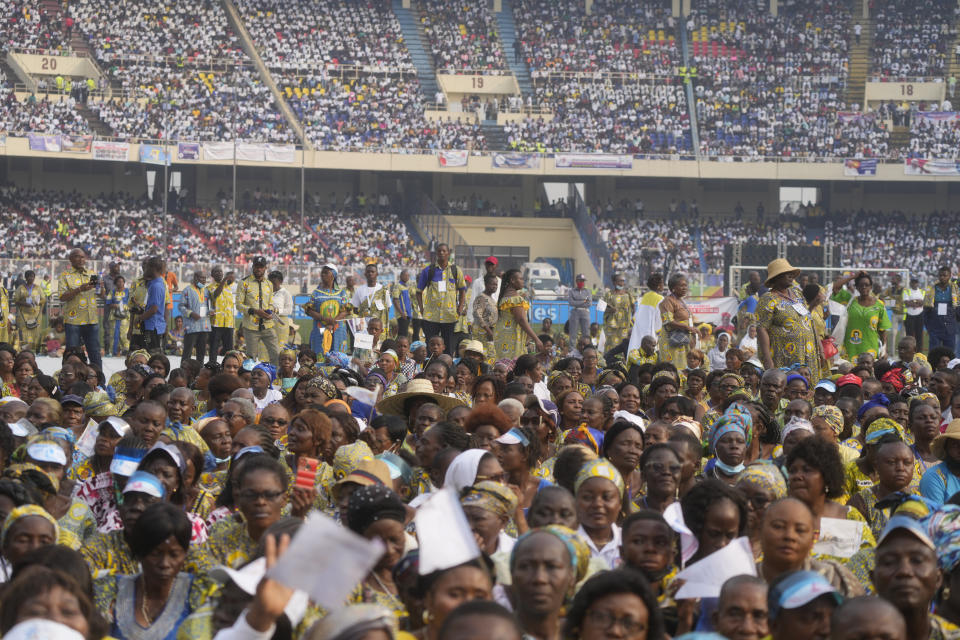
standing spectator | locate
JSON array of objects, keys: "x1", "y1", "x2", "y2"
[
  {"x1": 602, "y1": 274, "x2": 635, "y2": 346},
  {"x1": 854, "y1": 22, "x2": 862, "y2": 44},
  {"x1": 904, "y1": 277, "x2": 925, "y2": 344},
  {"x1": 179, "y1": 271, "x2": 211, "y2": 363},
  {"x1": 391, "y1": 270, "x2": 414, "y2": 339},
  {"x1": 58, "y1": 248, "x2": 102, "y2": 370},
  {"x1": 268, "y1": 271, "x2": 293, "y2": 348},
  {"x1": 138, "y1": 256, "x2": 167, "y2": 353},
  {"x1": 567, "y1": 274, "x2": 591, "y2": 346},
  {"x1": 164, "y1": 267, "x2": 178, "y2": 331},
  {"x1": 352, "y1": 263, "x2": 391, "y2": 329},
  {"x1": 13, "y1": 270, "x2": 45, "y2": 353},
  {"x1": 236, "y1": 257, "x2": 279, "y2": 365},
  {"x1": 206, "y1": 267, "x2": 235, "y2": 363},
  {"x1": 924, "y1": 266, "x2": 959, "y2": 351},
  {"x1": 416, "y1": 243, "x2": 466, "y2": 356},
  {"x1": 99, "y1": 262, "x2": 121, "y2": 352}
]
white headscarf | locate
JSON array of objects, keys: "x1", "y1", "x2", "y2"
[{"x1": 443, "y1": 449, "x2": 489, "y2": 493}]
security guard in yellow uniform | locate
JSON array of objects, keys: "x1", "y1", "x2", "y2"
[{"x1": 236, "y1": 256, "x2": 279, "y2": 365}]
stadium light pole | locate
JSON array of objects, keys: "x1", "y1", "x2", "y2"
[{"x1": 300, "y1": 148, "x2": 305, "y2": 263}]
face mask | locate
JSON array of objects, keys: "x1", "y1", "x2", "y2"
[
  {"x1": 577, "y1": 281, "x2": 585, "y2": 289},
  {"x1": 715, "y1": 459, "x2": 746, "y2": 476}
]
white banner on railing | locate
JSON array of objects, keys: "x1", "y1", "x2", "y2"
[
  {"x1": 265, "y1": 144, "x2": 295, "y2": 163},
  {"x1": 555, "y1": 153, "x2": 633, "y2": 169},
  {"x1": 202, "y1": 142, "x2": 234, "y2": 160},
  {"x1": 237, "y1": 143, "x2": 265, "y2": 162},
  {"x1": 91, "y1": 140, "x2": 129, "y2": 162},
  {"x1": 437, "y1": 150, "x2": 468, "y2": 167}
]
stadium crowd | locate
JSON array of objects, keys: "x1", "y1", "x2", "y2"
[
  {"x1": 1, "y1": 229, "x2": 960, "y2": 640},
  {"x1": 420, "y1": 0, "x2": 506, "y2": 73},
  {"x1": 236, "y1": 0, "x2": 413, "y2": 71},
  {"x1": 67, "y1": 0, "x2": 244, "y2": 61},
  {"x1": 90, "y1": 64, "x2": 294, "y2": 143},
  {"x1": 514, "y1": 0, "x2": 680, "y2": 75},
  {"x1": 504, "y1": 78, "x2": 692, "y2": 153},
  {"x1": 283, "y1": 73, "x2": 487, "y2": 152},
  {"x1": 871, "y1": 0, "x2": 957, "y2": 80}
]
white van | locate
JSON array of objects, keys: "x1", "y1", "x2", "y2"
[{"x1": 522, "y1": 262, "x2": 562, "y2": 300}]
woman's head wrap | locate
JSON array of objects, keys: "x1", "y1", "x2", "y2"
[
  {"x1": 858, "y1": 393, "x2": 892, "y2": 421},
  {"x1": 460, "y1": 480, "x2": 518, "y2": 520},
  {"x1": 865, "y1": 417, "x2": 906, "y2": 444},
  {"x1": 573, "y1": 459, "x2": 625, "y2": 497},
  {"x1": 304, "y1": 376, "x2": 340, "y2": 401},
  {"x1": 444, "y1": 449, "x2": 489, "y2": 493},
  {"x1": 1, "y1": 505, "x2": 58, "y2": 547},
  {"x1": 736, "y1": 462, "x2": 787, "y2": 500},
  {"x1": 346, "y1": 485, "x2": 406, "y2": 535},
  {"x1": 333, "y1": 441, "x2": 375, "y2": 481},
  {"x1": 511, "y1": 525, "x2": 590, "y2": 583},
  {"x1": 811, "y1": 405, "x2": 844, "y2": 435},
  {"x1": 781, "y1": 417, "x2": 814, "y2": 443},
  {"x1": 253, "y1": 362, "x2": 277, "y2": 383},
  {"x1": 710, "y1": 412, "x2": 750, "y2": 454}
]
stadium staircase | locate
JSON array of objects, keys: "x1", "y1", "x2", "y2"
[
  {"x1": 482, "y1": 123, "x2": 509, "y2": 150},
  {"x1": 678, "y1": 19, "x2": 701, "y2": 157},
  {"x1": 392, "y1": 0, "x2": 440, "y2": 101},
  {"x1": 75, "y1": 104, "x2": 113, "y2": 137},
  {"x1": 172, "y1": 212, "x2": 220, "y2": 254},
  {"x1": 844, "y1": 0, "x2": 873, "y2": 108},
  {"x1": 219, "y1": 0, "x2": 313, "y2": 150},
  {"x1": 495, "y1": 0, "x2": 533, "y2": 98}
]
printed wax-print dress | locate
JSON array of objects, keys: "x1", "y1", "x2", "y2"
[
  {"x1": 756, "y1": 290, "x2": 822, "y2": 377},
  {"x1": 306, "y1": 287, "x2": 350, "y2": 356},
  {"x1": 494, "y1": 295, "x2": 531, "y2": 361}
]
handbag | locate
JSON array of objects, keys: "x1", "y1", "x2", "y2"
[
  {"x1": 822, "y1": 336, "x2": 838, "y2": 359},
  {"x1": 668, "y1": 330, "x2": 691, "y2": 348}
]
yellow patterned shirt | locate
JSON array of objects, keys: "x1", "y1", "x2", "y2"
[
  {"x1": 236, "y1": 275, "x2": 275, "y2": 330},
  {"x1": 59, "y1": 267, "x2": 98, "y2": 325},
  {"x1": 206, "y1": 280, "x2": 236, "y2": 329},
  {"x1": 417, "y1": 264, "x2": 466, "y2": 324}
]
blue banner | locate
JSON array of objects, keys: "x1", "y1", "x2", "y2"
[
  {"x1": 28, "y1": 134, "x2": 61, "y2": 152},
  {"x1": 177, "y1": 142, "x2": 200, "y2": 160},
  {"x1": 844, "y1": 158, "x2": 876, "y2": 176},
  {"x1": 140, "y1": 144, "x2": 170, "y2": 165}
]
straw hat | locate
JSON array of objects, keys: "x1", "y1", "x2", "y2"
[
  {"x1": 932, "y1": 419, "x2": 960, "y2": 460},
  {"x1": 374, "y1": 378, "x2": 466, "y2": 416},
  {"x1": 764, "y1": 259, "x2": 800, "y2": 286}
]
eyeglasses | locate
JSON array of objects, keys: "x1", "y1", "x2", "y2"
[
  {"x1": 644, "y1": 462, "x2": 682, "y2": 476},
  {"x1": 585, "y1": 610, "x2": 646, "y2": 634},
  {"x1": 237, "y1": 490, "x2": 285, "y2": 502},
  {"x1": 260, "y1": 417, "x2": 288, "y2": 426},
  {"x1": 220, "y1": 412, "x2": 239, "y2": 420},
  {"x1": 476, "y1": 472, "x2": 506, "y2": 484}
]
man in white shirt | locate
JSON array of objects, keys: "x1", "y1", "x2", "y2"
[
  {"x1": 268, "y1": 271, "x2": 295, "y2": 347},
  {"x1": 903, "y1": 276, "x2": 925, "y2": 345},
  {"x1": 352, "y1": 263, "x2": 391, "y2": 328}
]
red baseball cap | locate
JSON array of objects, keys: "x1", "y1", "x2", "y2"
[
  {"x1": 836, "y1": 373, "x2": 863, "y2": 388},
  {"x1": 485, "y1": 256, "x2": 498, "y2": 265}
]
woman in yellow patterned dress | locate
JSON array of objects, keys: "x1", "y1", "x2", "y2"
[
  {"x1": 757, "y1": 259, "x2": 825, "y2": 379},
  {"x1": 657, "y1": 274, "x2": 698, "y2": 365},
  {"x1": 494, "y1": 269, "x2": 544, "y2": 361}
]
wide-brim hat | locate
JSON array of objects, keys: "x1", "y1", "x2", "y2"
[
  {"x1": 932, "y1": 419, "x2": 960, "y2": 460},
  {"x1": 764, "y1": 259, "x2": 800, "y2": 286},
  {"x1": 375, "y1": 378, "x2": 466, "y2": 416}
]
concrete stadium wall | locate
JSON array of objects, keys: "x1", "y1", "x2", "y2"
[{"x1": 445, "y1": 216, "x2": 603, "y2": 286}]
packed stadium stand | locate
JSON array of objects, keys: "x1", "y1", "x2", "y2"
[{"x1": 0, "y1": 0, "x2": 958, "y2": 160}]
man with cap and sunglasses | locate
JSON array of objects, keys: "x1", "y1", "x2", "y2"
[{"x1": 236, "y1": 256, "x2": 279, "y2": 365}]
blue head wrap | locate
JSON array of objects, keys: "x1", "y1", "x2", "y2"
[
  {"x1": 858, "y1": 393, "x2": 891, "y2": 421},
  {"x1": 253, "y1": 362, "x2": 277, "y2": 383}
]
